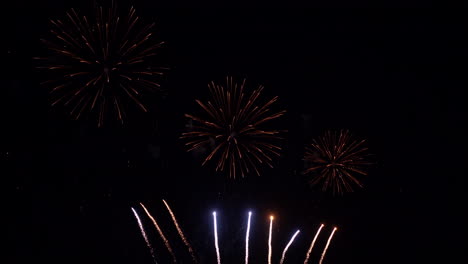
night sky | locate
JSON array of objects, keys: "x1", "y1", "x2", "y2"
[{"x1": 5, "y1": 2, "x2": 466, "y2": 264}]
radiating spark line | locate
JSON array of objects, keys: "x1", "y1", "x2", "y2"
[
  {"x1": 213, "y1": 211, "x2": 221, "y2": 264},
  {"x1": 162, "y1": 199, "x2": 197, "y2": 263},
  {"x1": 279, "y1": 230, "x2": 301, "y2": 264},
  {"x1": 268, "y1": 215, "x2": 274, "y2": 264},
  {"x1": 319, "y1": 227, "x2": 338, "y2": 264},
  {"x1": 140, "y1": 203, "x2": 176, "y2": 263},
  {"x1": 131, "y1": 207, "x2": 158, "y2": 264},
  {"x1": 245, "y1": 211, "x2": 252, "y2": 264},
  {"x1": 303, "y1": 224, "x2": 325, "y2": 264}
]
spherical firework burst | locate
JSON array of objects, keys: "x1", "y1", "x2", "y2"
[
  {"x1": 181, "y1": 77, "x2": 286, "y2": 178},
  {"x1": 303, "y1": 130, "x2": 371, "y2": 195},
  {"x1": 35, "y1": 2, "x2": 166, "y2": 126}
]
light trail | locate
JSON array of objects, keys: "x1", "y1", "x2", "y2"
[
  {"x1": 131, "y1": 207, "x2": 157, "y2": 264},
  {"x1": 319, "y1": 227, "x2": 338, "y2": 264},
  {"x1": 162, "y1": 199, "x2": 197, "y2": 263},
  {"x1": 303, "y1": 224, "x2": 325, "y2": 264},
  {"x1": 268, "y1": 215, "x2": 274, "y2": 264},
  {"x1": 140, "y1": 203, "x2": 176, "y2": 263},
  {"x1": 279, "y1": 230, "x2": 300, "y2": 264},
  {"x1": 245, "y1": 211, "x2": 252, "y2": 264},
  {"x1": 213, "y1": 211, "x2": 221, "y2": 264}
]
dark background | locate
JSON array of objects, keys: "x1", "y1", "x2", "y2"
[{"x1": 4, "y1": 2, "x2": 466, "y2": 264}]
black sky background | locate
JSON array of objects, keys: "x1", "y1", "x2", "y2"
[{"x1": 4, "y1": 2, "x2": 466, "y2": 264}]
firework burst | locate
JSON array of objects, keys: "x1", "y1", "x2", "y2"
[
  {"x1": 303, "y1": 130, "x2": 371, "y2": 195},
  {"x1": 35, "y1": 1, "x2": 166, "y2": 126},
  {"x1": 181, "y1": 77, "x2": 286, "y2": 178}
]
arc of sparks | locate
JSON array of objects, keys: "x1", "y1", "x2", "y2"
[
  {"x1": 268, "y1": 215, "x2": 274, "y2": 264},
  {"x1": 162, "y1": 199, "x2": 197, "y2": 263},
  {"x1": 245, "y1": 211, "x2": 252, "y2": 264},
  {"x1": 131, "y1": 207, "x2": 158, "y2": 264},
  {"x1": 319, "y1": 227, "x2": 338, "y2": 264},
  {"x1": 303, "y1": 224, "x2": 325, "y2": 264},
  {"x1": 279, "y1": 230, "x2": 301, "y2": 264},
  {"x1": 140, "y1": 203, "x2": 176, "y2": 263},
  {"x1": 213, "y1": 211, "x2": 221, "y2": 264}
]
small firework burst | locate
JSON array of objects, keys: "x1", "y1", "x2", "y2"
[
  {"x1": 181, "y1": 77, "x2": 286, "y2": 178},
  {"x1": 303, "y1": 130, "x2": 371, "y2": 195},
  {"x1": 35, "y1": 1, "x2": 166, "y2": 126}
]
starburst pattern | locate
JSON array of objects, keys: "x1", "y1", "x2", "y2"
[
  {"x1": 35, "y1": 2, "x2": 166, "y2": 126},
  {"x1": 181, "y1": 77, "x2": 286, "y2": 178},
  {"x1": 303, "y1": 130, "x2": 371, "y2": 195}
]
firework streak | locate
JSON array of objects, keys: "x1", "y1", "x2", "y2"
[
  {"x1": 162, "y1": 199, "x2": 197, "y2": 262},
  {"x1": 268, "y1": 216, "x2": 274, "y2": 264},
  {"x1": 279, "y1": 230, "x2": 301, "y2": 264},
  {"x1": 303, "y1": 224, "x2": 325, "y2": 264},
  {"x1": 140, "y1": 203, "x2": 176, "y2": 263},
  {"x1": 319, "y1": 227, "x2": 338, "y2": 264},
  {"x1": 131, "y1": 207, "x2": 158, "y2": 264},
  {"x1": 131, "y1": 203, "x2": 342, "y2": 264},
  {"x1": 245, "y1": 211, "x2": 252, "y2": 264},
  {"x1": 213, "y1": 212, "x2": 221, "y2": 264}
]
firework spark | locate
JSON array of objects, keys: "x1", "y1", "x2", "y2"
[
  {"x1": 303, "y1": 224, "x2": 325, "y2": 264},
  {"x1": 131, "y1": 203, "x2": 341, "y2": 263},
  {"x1": 268, "y1": 215, "x2": 274, "y2": 264},
  {"x1": 181, "y1": 77, "x2": 286, "y2": 178},
  {"x1": 131, "y1": 207, "x2": 158, "y2": 264},
  {"x1": 162, "y1": 199, "x2": 197, "y2": 263},
  {"x1": 140, "y1": 203, "x2": 176, "y2": 263},
  {"x1": 279, "y1": 230, "x2": 301, "y2": 264},
  {"x1": 319, "y1": 227, "x2": 338, "y2": 264},
  {"x1": 35, "y1": 2, "x2": 166, "y2": 126},
  {"x1": 245, "y1": 211, "x2": 252, "y2": 264},
  {"x1": 213, "y1": 211, "x2": 221, "y2": 264},
  {"x1": 304, "y1": 130, "x2": 371, "y2": 195}
]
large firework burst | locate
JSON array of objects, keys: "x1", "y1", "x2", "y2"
[
  {"x1": 181, "y1": 77, "x2": 286, "y2": 178},
  {"x1": 35, "y1": 2, "x2": 166, "y2": 126},
  {"x1": 303, "y1": 130, "x2": 371, "y2": 195}
]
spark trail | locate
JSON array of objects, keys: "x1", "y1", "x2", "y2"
[
  {"x1": 162, "y1": 199, "x2": 197, "y2": 263},
  {"x1": 268, "y1": 216, "x2": 274, "y2": 264},
  {"x1": 319, "y1": 227, "x2": 338, "y2": 264},
  {"x1": 131, "y1": 207, "x2": 158, "y2": 264},
  {"x1": 279, "y1": 230, "x2": 301, "y2": 264},
  {"x1": 140, "y1": 203, "x2": 176, "y2": 263},
  {"x1": 213, "y1": 211, "x2": 221, "y2": 264},
  {"x1": 245, "y1": 211, "x2": 252, "y2": 264},
  {"x1": 303, "y1": 224, "x2": 325, "y2": 264}
]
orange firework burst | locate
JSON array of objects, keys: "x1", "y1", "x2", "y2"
[
  {"x1": 181, "y1": 77, "x2": 286, "y2": 178},
  {"x1": 303, "y1": 130, "x2": 371, "y2": 195},
  {"x1": 35, "y1": 2, "x2": 166, "y2": 126}
]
